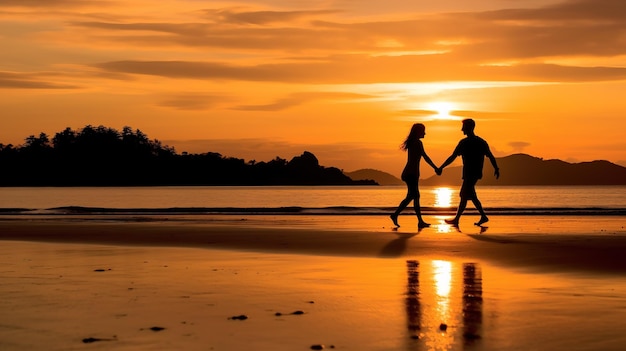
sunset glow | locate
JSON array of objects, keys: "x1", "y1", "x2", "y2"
[
  {"x1": 426, "y1": 102, "x2": 459, "y2": 121},
  {"x1": 1, "y1": 0, "x2": 625, "y2": 177}
]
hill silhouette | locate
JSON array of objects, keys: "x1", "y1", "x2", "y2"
[
  {"x1": 344, "y1": 168, "x2": 403, "y2": 186},
  {"x1": 421, "y1": 153, "x2": 626, "y2": 186},
  {"x1": 0, "y1": 125, "x2": 376, "y2": 186}
]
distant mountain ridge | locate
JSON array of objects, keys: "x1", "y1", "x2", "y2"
[
  {"x1": 344, "y1": 169, "x2": 404, "y2": 186},
  {"x1": 346, "y1": 154, "x2": 626, "y2": 186}
]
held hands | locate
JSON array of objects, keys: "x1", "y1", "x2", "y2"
[{"x1": 435, "y1": 166, "x2": 443, "y2": 176}]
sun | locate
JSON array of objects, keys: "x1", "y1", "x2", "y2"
[{"x1": 426, "y1": 101, "x2": 459, "y2": 120}]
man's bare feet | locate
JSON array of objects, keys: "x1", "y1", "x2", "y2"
[
  {"x1": 475, "y1": 216, "x2": 489, "y2": 226},
  {"x1": 390, "y1": 214, "x2": 400, "y2": 227},
  {"x1": 418, "y1": 221, "x2": 431, "y2": 229},
  {"x1": 444, "y1": 218, "x2": 459, "y2": 226}
]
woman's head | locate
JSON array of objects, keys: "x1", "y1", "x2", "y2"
[{"x1": 401, "y1": 123, "x2": 426, "y2": 150}]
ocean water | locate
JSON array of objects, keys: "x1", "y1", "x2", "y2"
[{"x1": 0, "y1": 185, "x2": 624, "y2": 216}]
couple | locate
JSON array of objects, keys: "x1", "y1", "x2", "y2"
[{"x1": 390, "y1": 119, "x2": 500, "y2": 229}]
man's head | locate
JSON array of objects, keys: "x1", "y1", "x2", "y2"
[{"x1": 461, "y1": 118, "x2": 476, "y2": 135}]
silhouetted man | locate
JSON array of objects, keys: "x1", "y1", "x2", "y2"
[{"x1": 438, "y1": 119, "x2": 499, "y2": 226}]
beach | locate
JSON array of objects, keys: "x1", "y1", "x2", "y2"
[{"x1": 1, "y1": 215, "x2": 626, "y2": 350}]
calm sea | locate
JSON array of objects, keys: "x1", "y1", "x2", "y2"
[{"x1": 0, "y1": 186, "x2": 624, "y2": 216}]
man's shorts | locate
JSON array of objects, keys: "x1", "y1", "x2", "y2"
[{"x1": 460, "y1": 178, "x2": 479, "y2": 198}]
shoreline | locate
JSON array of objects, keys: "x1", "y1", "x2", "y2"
[{"x1": 1, "y1": 215, "x2": 625, "y2": 275}]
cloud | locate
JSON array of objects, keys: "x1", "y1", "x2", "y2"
[
  {"x1": 70, "y1": 1, "x2": 626, "y2": 59},
  {"x1": 0, "y1": 71, "x2": 78, "y2": 89},
  {"x1": 481, "y1": 0, "x2": 626, "y2": 22},
  {"x1": 232, "y1": 91, "x2": 372, "y2": 111},
  {"x1": 449, "y1": 110, "x2": 518, "y2": 120},
  {"x1": 396, "y1": 109, "x2": 438, "y2": 117},
  {"x1": 508, "y1": 141, "x2": 531, "y2": 152},
  {"x1": 93, "y1": 57, "x2": 626, "y2": 85},
  {"x1": 201, "y1": 8, "x2": 340, "y2": 25},
  {"x1": 62, "y1": 0, "x2": 625, "y2": 86},
  {"x1": 157, "y1": 93, "x2": 231, "y2": 111},
  {"x1": 395, "y1": 109, "x2": 464, "y2": 122},
  {"x1": 7, "y1": 0, "x2": 626, "y2": 90},
  {"x1": 0, "y1": 0, "x2": 107, "y2": 8}
]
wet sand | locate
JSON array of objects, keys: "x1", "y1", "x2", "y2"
[{"x1": 1, "y1": 215, "x2": 625, "y2": 350}]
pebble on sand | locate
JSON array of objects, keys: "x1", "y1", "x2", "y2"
[
  {"x1": 82, "y1": 337, "x2": 115, "y2": 343},
  {"x1": 275, "y1": 310, "x2": 305, "y2": 317},
  {"x1": 229, "y1": 315, "x2": 248, "y2": 320}
]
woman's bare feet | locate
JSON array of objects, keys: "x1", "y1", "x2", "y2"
[{"x1": 418, "y1": 221, "x2": 431, "y2": 229}]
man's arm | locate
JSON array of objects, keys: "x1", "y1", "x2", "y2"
[
  {"x1": 439, "y1": 154, "x2": 457, "y2": 171},
  {"x1": 438, "y1": 141, "x2": 461, "y2": 175},
  {"x1": 486, "y1": 149, "x2": 500, "y2": 179}
]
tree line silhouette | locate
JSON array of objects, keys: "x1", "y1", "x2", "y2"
[{"x1": 0, "y1": 125, "x2": 376, "y2": 186}]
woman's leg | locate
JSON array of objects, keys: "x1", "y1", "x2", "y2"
[
  {"x1": 391, "y1": 180, "x2": 417, "y2": 227},
  {"x1": 413, "y1": 182, "x2": 430, "y2": 228}
]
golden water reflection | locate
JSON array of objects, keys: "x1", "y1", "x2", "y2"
[
  {"x1": 433, "y1": 260, "x2": 452, "y2": 321},
  {"x1": 433, "y1": 216, "x2": 456, "y2": 234},
  {"x1": 433, "y1": 187, "x2": 454, "y2": 208},
  {"x1": 405, "y1": 260, "x2": 483, "y2": 350}
]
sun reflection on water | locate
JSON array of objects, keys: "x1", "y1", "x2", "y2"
[
  {"x1": 433, "y1": 216, "x2": 455, "y2": 234},
  {"x1": 405, "y1": 260, "x2": 483, "y2": 350},
  {"x1": 433, "y1": 260, "x2": 452, "y2": 323},
  {"x1": 433, "y1": 187, "x2": 454, "y2": 208},
  {"x1": 433, "y1": 260, "x2": 452, "y2": 297}
]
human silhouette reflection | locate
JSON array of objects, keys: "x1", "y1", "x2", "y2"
[
  {"x1": 406, "y1": 260, "x2": 421, "y2": 339},
  {"x1": 462, "y1": 263, "x2": 483, "y2": 344},
  {"x1": 404, "y1": 260, "x2": 484, "y2": 349}
]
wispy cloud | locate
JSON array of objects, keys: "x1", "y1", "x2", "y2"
[
  {"x1": 509, "y1": 141, "x2": 531, "y2": 153},
  {"x1": 157, "y1": 93, "x2": 231, "y2": 111},
  {"x1": 201, "y1": 8, "x2": 340, "y2": 25},
  {"x1": 0, "y1": 72, "x2": 78, "y2": 89},
  {"x1": 0, "y1": 0, "x2": 110, "y2": 8},
  {"x1": 93, "y1": 58, "x2": 626, "y2": 84},
  {"x1": 232, "y1": 91, "x2": 372, "y2": 111},
  {"x1": 5, "y1": 0, "x2": 611, "y2": 86}
]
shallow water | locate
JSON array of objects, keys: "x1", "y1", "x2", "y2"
[
  {"x1": 1, "y1": 242, "x2": 625, "y2": 351},
  {"x1": 0, "y1": 185, "x2": 625, "y2": 211}
]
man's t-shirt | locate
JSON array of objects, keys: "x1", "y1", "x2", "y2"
[{"x1": 453, "y1": 136, "x2": 490, "y2": 179}]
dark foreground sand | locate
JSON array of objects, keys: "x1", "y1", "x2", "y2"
[
  {"x1": 1, "y1": 215, "x2": 625, "y2": 274},
  {"x1": 1, "y1": 215, "x2": 625, "y2": 350}
]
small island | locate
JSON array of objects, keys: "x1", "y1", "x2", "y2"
[{"x1": 0, "y1": 125, "x2": 376, "y2": 186}]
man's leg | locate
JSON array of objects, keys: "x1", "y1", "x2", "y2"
[
  {"x1": 446, "y1": 178, "x2": 476, "y2": 226},
  {"x1": 445, "y1": 197, "x2": 467, "y2": 226},
  {"x1": 472, "y1": 197, "x2": 489, "y2": 225}
]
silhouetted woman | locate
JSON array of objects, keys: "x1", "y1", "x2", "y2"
[{"x1": 391, "y1": 123, "x2": 438, "y2": 229}]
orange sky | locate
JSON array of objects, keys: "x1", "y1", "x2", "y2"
[{"x1": 1, "y1": 0, "x2": 625, "y2": 177}]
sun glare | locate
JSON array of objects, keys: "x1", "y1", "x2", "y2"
[
  {"x1": 426, "y1": 101, "x2": 458, "y2": 120},
  {"x1": 434, "y1": 187, "x2": 453, "y2": 208}
]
